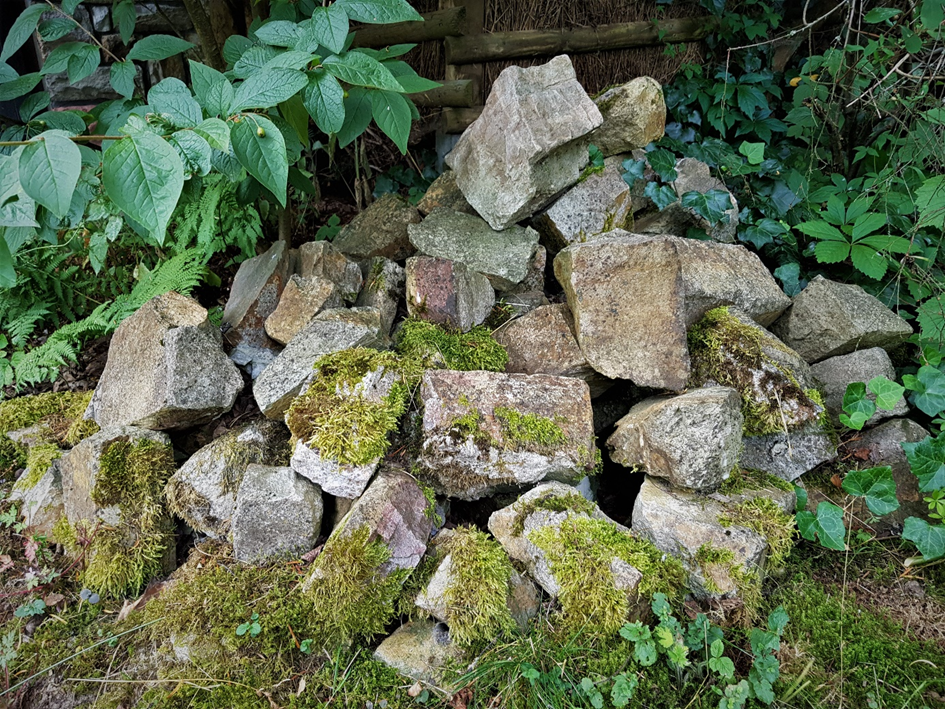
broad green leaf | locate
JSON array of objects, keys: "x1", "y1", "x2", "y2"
[
  {"x1": 63, "y1": 0, "x2": 82, "y2": 13},
  {"x1": 263, "y1": 51, "x2": 314, "y2": 71},
  {"x1": 1, "y1": 4, "x2": 46, "y2": 63},
  {"x1": 127, "y1": 35, "x2": 195, "y2": 62},
  {"x1": 768, "y1": 606, "x2": 789, "y2": 634},
  {"x1": 738, "y1": 141, "x2": 764, "y2": 164},
  {"x1": 307, "y1": 5, "x2": 349, "y2": 54},
  {"x1": 38, "y1": 18, "x2": 77, "y2": 43},
  {"x1": 304, "y1": 70, "x2": 346, "y2": 134},
  {"x1": 850, "y1": 243, "x2": 887, "y2": 280},
  {"x1": 868, "y1": 376, "x2": 905, "y2": 410},
  {"x1": 114, "y1": 0, "x2": 136, "y2": 44},
  {"x1": 41, "y1": 42, "x2": 88, "y2": 76},
  {"x1": 110, "y1": 61, "x2": 136, "y2": 99},
  {"x1": 322, "y1": 52, "x2": 404, "y2": 92},
  {"x1": 794, "y1": 484, "x2": 808, "y2": 512},
  {"x1": 647, "y1": 148, "x2": 677, "y2": 181},
  {"x1": 396, "y1": 72, "x2": 441, "y2": 93},
  {"x1": 88, "y1": 230, "x2": 108, "y2": 273},
  {"x1": 204, "y1": 80, "x2": 235, "y2": 118},
  {"x1": 903, "y1": 365, "x2": 945, "y2": 417},
  {"x1": 916, "y1": 175, "x2": 945, "y2": 230},
  {"x1": 798, "y1": 220, "x2": 845, "y2": 241},
  {"x1": 845, "y1": 196, "x2": 872, "y2": 221},
  {"x1": 288, "y1": 166, "x2": 317, "y2": 195},
  {"x1": 336, "y1": 0, "x2": 422, "y2": 24},
  {"x1": 824, "y1": 195, "x2": 845, "y2": 225},
  {"x1": 901, "y1": 434, "x2": 945, "y2": 492},
  {"x1": 148, "y1": 78, "x2": 202, "y2": 128},
  {"x1": 851, "y1": 212, "x2": 887, "y2": 239},
  {"x1": 194, "y1": 118, "x2": 230, "y2": 151},
  {"x1": 189, "y1": 61, "x2": 228, "y2": 107},
  {"x1": 864, "y1": 7, "x2": 899, "y2": 22},
  {"x1": 0, "y1": 62, "x2": 17, "y2": 83},
  {"x1": 337, "y1": 87, "x2": 373, "y2": 147},
  {"x1": 371, "y1": 90, "x2": 411, "y2": 153},
  {"x1": 0, "y1": 237, "x2": 16, "y2": 288},
  {"x1": 839, "y1": 410, "x2": 870, "y2": 430},
  {"x1": 917, "y1": 295, "x2": 945, "y2": 346},
  {"x1": 169, "y1": 131, "x2": 212, "y2": 176},
  {"x1": 19, "y1": 92, "x2": 50, "y2": 122},
  {"x1": 815, "y1": 239, "x2": 850, "y2": 264},
  {"x1": 680, "y1": 189, "x2": 733, "y2": 224},
  {"x1": 233, "y1": 46, "x2": 279, "y2": 80},
  {"x1": 231, "y1": 115, "x2": 287, "y2": 206},
  {"x1": 842, "y1": 466, "x2": 899, "y2": 516},
  {"x1": 102, "y1": 132, "x2": 184, "y2": 243},
  {"x1": 230, "y1": 68, "x2": 309, "y2": 112},
  {"x1": 279, "y1": 93, "x2": 310, "y2": 147},
  {"x1": 68, "y1": 44, "x2": 100, "y2": 84},
  {"x1": 902, "y1": 517, "x2": 945, "y2": 560},
  {"x1": 269, "y1": 115, "x2": 301, "y2": 164},
  {"x1": 644, "y1": 182, "x2": 678, "y2": 210},
  {"x1": 798, "y1": 502, "x2": 846, "y2": 550},
  {"x1": 254, "y1": 20, "x2": 304, "y2": 47},
  {"x1": 223, "y1": 35, "x2": 254, "y2": 65},
  {"x1": 358, "y1": 45, "x2": 416, "y2": 61},
  {"x1": 18, "y1": 130, "x2": 81, "y2": 218},
  {"x1": 859, "y1": 234, "x2": 913, "y2": 253},
  {"x1": 921, "y1": 0, "x2": 945, "y2": 33}
]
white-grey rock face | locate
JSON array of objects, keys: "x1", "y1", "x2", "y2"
[
  {"x1": 10, "y1": 459, "x2": 65, "y2": 539},
  {"x1": 373, "y1": 620, "x2": 461, "y2": 684},
  {"x1": 587, "y1": 77, "x2": 666, "y2": 157},
  {"x1": 810, "y1": 347, "x2": 909, "y2": 426},
  {"x1": 446, "y1": 55, "x2": 603, "y2": 230},
  {"x1": 297, "y1": 240, "x2": 364, "y2": 303},
  {"x1": 264, "y1": 275, "x2": 342, "y2": 345},
  {"x1": 741, "y1": 423, "x2": 837, "y2": 482},
  {"x1": 332, "y1": 193, "x2": 421, "y2": 261},
  {"x1": 222, "y1": 240, "x2": 292, "y2": 350}
]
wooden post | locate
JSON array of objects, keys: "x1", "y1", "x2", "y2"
[
  {"x1": 442, "y1": 0, "x2": 485, "y2": 105},
  {"x1": 351, "y1": 6, "x2": 466, "y2": 47}
]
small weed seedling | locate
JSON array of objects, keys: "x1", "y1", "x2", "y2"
[{"x1": 236, "y1": 613, "x2": 262, "y2": 638}]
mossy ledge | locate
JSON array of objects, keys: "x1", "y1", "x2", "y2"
[
  {"x1": 395, "y1": 317, "x2": 509, "y2": 372},
  {"x1": 718, "y1": 466, "x2": 794, "y2": 496},
  {"x1": 694, "y1": 541, "x2": 761, "y2": 619},
  {"x1": 718, "y1": 497, "x2": 795, "y2": 572},
  {"x1": 512, "y1": 489, "x2": 597, "y2": 536}
]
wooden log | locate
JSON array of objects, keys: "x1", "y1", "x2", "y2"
[
  {"x1": 409, "y1": 80, "x2": 476, "y2": 108},
  {"x1": 445, "y1": 16, "x2": 720, "y2": 65},
  {"x1": 442, "y1": 106, "x2": 483, "y2": 134},
  {"x1": 443, "y1": 0, "x2": 485, "y2": 106},
  {"x1": 352, "y1": 6, "x2": 466, "y2": 47}
]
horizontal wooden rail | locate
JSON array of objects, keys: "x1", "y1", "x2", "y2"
[
  {"x1": 409, "y1": 79, "x2": 476, "y2": 107},
  {"x1": 445, "y1": 15, "x2": 719, "y2": 64},
  {"x1": 442, "y1": 106, "x2": 483, "y2": 133},
  {"x1": 352, "y1": 6, "x2": 466, "y2": 48}
]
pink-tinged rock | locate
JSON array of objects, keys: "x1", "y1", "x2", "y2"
[{"x1": 405, "y1": 256, "x2": 494, "y2": 332}]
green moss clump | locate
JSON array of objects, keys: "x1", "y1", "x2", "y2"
[
  {"x1": 718, "y1": 467, "x2": 794, "y2": 496},
  {"x1": 14, "y1": 442, "x2": 62, "y2": 491},
  {"x1": 718, "y1": 497, "x2": 795, "y2": 571},
  {"x1": 687, "y1": 307, "x2": 823, "y2": 436},
  {"x1": 442, "y1": 526, "x2": 516, "y2": 646},
  {"x1": 693, "y1": 542, "x2": 761, "y2": 617},
  {"x1": 305, "y1": 525, "x2": 409, "y2": 648},
  {"x1": 396, "y1": 318, "x2": 509, "y2": 372},
  {"x1": 286, "y1": 348, "x2": 420, "y2": 467},
  {"x1": 528, "y1": 516, "x2": 685, "y2": 636},
  {"x1": 494, "y1": 407, "x2": 566, "y2": 452},
  {"x1": 512, "y1": 490, "x2": 597, "y2": 536},
  {"x1": 576, "y1": 163, "x2": 606, "y2": 184},
  {"x1": 397, "y1": 548, "x2": 442, "y2": 618}
]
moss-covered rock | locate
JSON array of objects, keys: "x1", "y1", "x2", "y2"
[{"x1": 395, "y1": 317, "x2": 509, "y2": 372}]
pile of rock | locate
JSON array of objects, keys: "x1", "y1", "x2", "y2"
[{"x1": 4, "y1": 54, "x2": 927, "y2": 685}]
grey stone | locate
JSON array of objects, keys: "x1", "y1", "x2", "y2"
[
  {"x1": 810, "y1": 348, "x2": 909, "y2": 426},
  {"x1": 741, "y1": 423, "x2": 837, "y2": 482},
  {"x1": 508, "y1": 244, "x2": 547, "y2": 294},
  {"x1": 10, "y1": 459, "x2": 64, "y2": 539},
  {"x1": 405, "y1": 256, "x2": 495, "y2": 332},
  {"x1": 332, "y1": 193, "x2": 421, "y2": 261},
  {"x1": 232, "y1": 465, "x2": 322, "y2": 563},
  {"x1": 355, "y1": 257, "x2": 405, "y2": 335},
  {"x1": 588, "y1": 77, "x2": 666, "y2": 158},
  {"x1": 445, "y1": 55, "x2": 603, "y2": 230},
  {"x1": 498, "y1": 291, "x2": 550, "y2": 319},
  {"x1": 297, "y1": 241, "x2": 363, "y2": 302},
  {"x1": 373, "y1": 620, "x2": 462, "y2": 685},
  {"x1": 164, "y1": 420, "x2": 290, "y2": 538},
  {"x1": 42, "y1": 66, "x2": 122, "y2": 103},
  {"x1": 418, "y1": 370, "x2": 597, "y2": 500},
  {"x1": 88, "y1": 292, "x2": 243, "y2": 430},
  {"x1": 222, "y1": 241, "x2": 292, "y2": 351},
  {"x1": 90, "y1": 5, "x2": 111, "y2": 32},
  {"x1": 771, "y1": 275, "x2": 913, "y2": 363},
  {"x1": 264, "y1": 275, "x2": 342, "y2": 345},
  {"x1": 531, "y1": 156, "x2": 635, "y2": 253},
  {"x1": 253, "y1": 308, "x2": 389, "y2": 419},
  {"x1": 631, "y1": 476, "x2": 794, "y2": 600},
  {"x1": 416, "y1": 170, "x2": 476, "y2": 217},
  {"x1": 492, "y1": 304, "x2": 609, "y2": 397},
  {"x1": 408, "y1": 208, "x2": 540, "y2": 290},
  {"x1": 229, "y1": 343, "x2": 277, "y2": 381},
  {"x1": 607, "y1": 387, "x2": 744, "y2": 492},
  {"x1": 60, "y1": 426, "x2": 171, "y2": 527}
]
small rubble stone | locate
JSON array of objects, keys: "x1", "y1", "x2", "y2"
[
  {"x1": 332, "y1": 193, "x2": 421, "y2": 261},
  {"x1": 232, "y1": 465, "x2": 322, "y2": 563},
  {"x1": 417, "y1": 170, "x2": 476, "y2": 216},
  {"x1": 355, "y1": 257, "x2": 406, "y2": 334},
  {"x1": 88, "y1": 292, "x2": 243, "y2": 430},
  {"x1": 405, "y1": 256, "x2": 495, "y2": 332},
  {"x1": 771, "y1": 275, "x2": 913, "y2": 363},
  {"x1": 418, "y1": 370, "x2": 596, "y2": 500},
  {"x1": 810, "y1": 347, "x2": 909, "y2": 426},
  {"x1": 408, "y1": 209, "x2": 540, "y2": 290},
  {"x1": 264, "y1": 275, "x2": 341, "y2": 345},
  {"x1": 164, "y1": 420, "x2": 290, "y2": 538},
  {"x1": 607, "y1": 387, "x2": 744, "y2": 492},
  {"x1": 10, "y1": 459, "x2": 65, "y2": 539},
  {"x1": 222, "y1": 240, "x2": 292, "y2": 351},
  {"x1": 588, "y1": 77, "x2": 666, "y2": 158},
  {"x1": 446, "y1": 55, "x2": 603, "y2": 230},
  {"x1": 741, "y1": 424, "x2": 837, "y2": 482},
  {"x1": 373, "y1": 620, "x2": 462, "y2": 684},
  {"x1": 297, "y1": 241, "x2": 363, "y2": 302},
  {"x1": 229, "y1": 343, "x2": 276, "y2": 381}
]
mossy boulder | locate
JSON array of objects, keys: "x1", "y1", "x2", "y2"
[
  {"x1": 373, "y1": 620, "x2": 463, "y2": 685},
  {"x1": 417, "y1": 370, "x2": 597, "y2": 500},
  {"x1": 165, "y1": 419, "x2": 290, "y2": 538}
]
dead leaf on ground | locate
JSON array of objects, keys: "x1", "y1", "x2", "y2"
[
  {"x1": 117, "y1": 580, "x2": 171, "y2": 622},
  {"x1": 408, "y1": 681, "x2": 423, "y2": 697},
  {"x1": 449, "y1": 687, "x2": 473, "y2": 708}
]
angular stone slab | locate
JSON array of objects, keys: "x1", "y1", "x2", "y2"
[
  {"x1": 88, "y1": 292, "x2": 243, "y2": 430},
  {"x1": 810, "y1": 347, "x2": 909, "y2": 427},
  {"x1": 608, "y1": 387, "x2": 744, "y2": 492},
  {"x1": 374, "y1": 620, "x2": 462, "y2": 685},
  {"x1": 332, "y1": 193, "x2": 421, "y2": 261},
  {"x1": 418, "y1": 370, "x2": 596, "y2": 500},
  {"x1": 741, "y1": 423, "x2": 837, "y2": 482},
  {"x1": 417, "y1": 170, "x2": 476, "y2": 217},
  {"x1": 10, "y1": 459, "x2": 65, "y2": 539},
  {"x1": 405, "y1": 256, "x2": 495, "y2": 332},
  {"x1": 408, "y1": 208, "x2": 539, "y2": 290},
  {"x1": 232, "y1": 465, "x2": 322, "y2": 563},
  {"x1": 253, "y1": 308, "x2": 389, "y2": 419},
  {"x1": 355, "y1": 257, "x2": 406, "y2": 335},
  {"x1": 264, "y1": 274, "x2": 341, "y2": 345},
  {"x1": 771, "y1": 275, "x2": 913, "y2": 363},
  {"x1": 221, "y1": 240, "x2": 292, "y2": 350},
  {"x1": 164, "y1": 419, "x2": 290, "y2": 538},
  {"x1": 445, "y1": 55, "x2": 603, "y2": 230},
  {"x1": 588, "y1": 77, "x2": 666, "y2": 158},
  {"x1": 297, "y1": 240, "x2": 363, "y2": 302}
]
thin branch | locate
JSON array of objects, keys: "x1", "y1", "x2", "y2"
[
  {"x1": 846, "y1": 54, "x2": 909, "y2": 108},
  {"x1": 0, "y1": 135, "x2": 124, "y2": 146},
  {"x1": 727, "y1": 0, "x2": 849, "y2": 53},
  {"x1": 43, "y1": 0, "x2": 122, "y2": 64}
]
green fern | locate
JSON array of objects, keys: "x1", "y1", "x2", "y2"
[{"x1": 168, "y1": 176, "x2": 261, "y2": 264}]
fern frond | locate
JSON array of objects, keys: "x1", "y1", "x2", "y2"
[{"x1": 7, "y1": 304, "x2": 51, "y2": 347}]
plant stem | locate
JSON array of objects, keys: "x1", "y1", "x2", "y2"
[{"x1": 43, "y1": 0, "x2": 122, "y2": 64}]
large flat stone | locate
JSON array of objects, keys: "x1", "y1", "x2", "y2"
[
  {"x1": 332, "y1": 193, "x2": 421, "y2": 261},
  {"x1": 221, "y1": 240, "x2": 292, "y2": 351}
]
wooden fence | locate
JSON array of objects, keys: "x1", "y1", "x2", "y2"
[{"x1": 352, "y1": 2, "x2": 719, "y2": 135}]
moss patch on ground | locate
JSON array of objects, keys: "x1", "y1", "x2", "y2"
[
  {"x1": 396, "y1": 318, "x2": 509, "y2": 372},
  {"x1": 719, "y1": 466, "x2": 794, "y2": 496}
]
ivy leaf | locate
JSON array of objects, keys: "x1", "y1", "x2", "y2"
[
  {"x1": 1, "y1": 4, "x2": 46, "y2": 63},
  {"x1": 371, "y1": 89, "x2": 411, "y2": 153},
  {"x1": 903, "y1": 365, "x2": 945, "y2": 417},
  {"x1": 622, "y1": 157, "x2": 647, "y2": 182},
  {"x1": 113, "y1": 0, "x2": 136, "y2": 44},
  {"x1": 230, "y1": 69, "x2": 309, "y2": 112},
  {"x1": 797, "y1": 501, "x2": 846, "y2": 550},
  {"x1": 18, "y1": 130, "x2": 81, "y2": 219},
  {"x1": 739, "y1": 141, "x2": 764, "y2": 164},
  {"x1": 868, "y1": 376, "x2": 905, "y2": 411},
  {"x1": 644, "y1": 182, "x2": 677, "y2": 210},
  {"x1": 231, "y1": 115, "x2": 287, "y2": 206},
  {"x1": 902, "y1": 517, "x2": 945, "y2": 560},
  {"x1": 842, "y1": 466, "x2": 899, "y2": 516},
  {"x1": 680, "y1": 189, "x2": 733, "y2": 224},
  {"x1": 102, "y1": 133, "x2": 184, "y2": 244},
  {"x1": 303, "y1": 70, "x2": 345, "y2": 134},
  {"x1": 901, "y1": 435, "x2": 945, "y2": 492},
  {"x1": 193, "y1": 118, "x2": 230, "y2": 151},
  {"x1": 740, "y1": 217, "x2": 785, "y2": 249},
  {"x1": 127, "y1": 35, "x2": 195, "y2": 62},
  {"x1": 336, "y1": 0, "x2": 422, "y2": 24},
  {"x1": 148, "y1": 78, "x2": 202, "y2": 128},
  {"x1": 109, "y1": 61, "x2": 136, "y2": 99},
  {"x1": 774, "y1": 262, "x2": 802, "y2": 296},
  {"x1": 646, "y1": 148, "x2": 678, "y2": 181},
  {"x1": 322, "y1": 52, "x2": 404, "y2": 92},
  {"x1": 254, "y1": 20, "x2": 304, "y2": 48},
  {"x1": 306, "y1": 4, "x2": 349, "y2": 54},
  {"x1": 794, "y1": 484, "x2": 808, "y2": 512}
]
